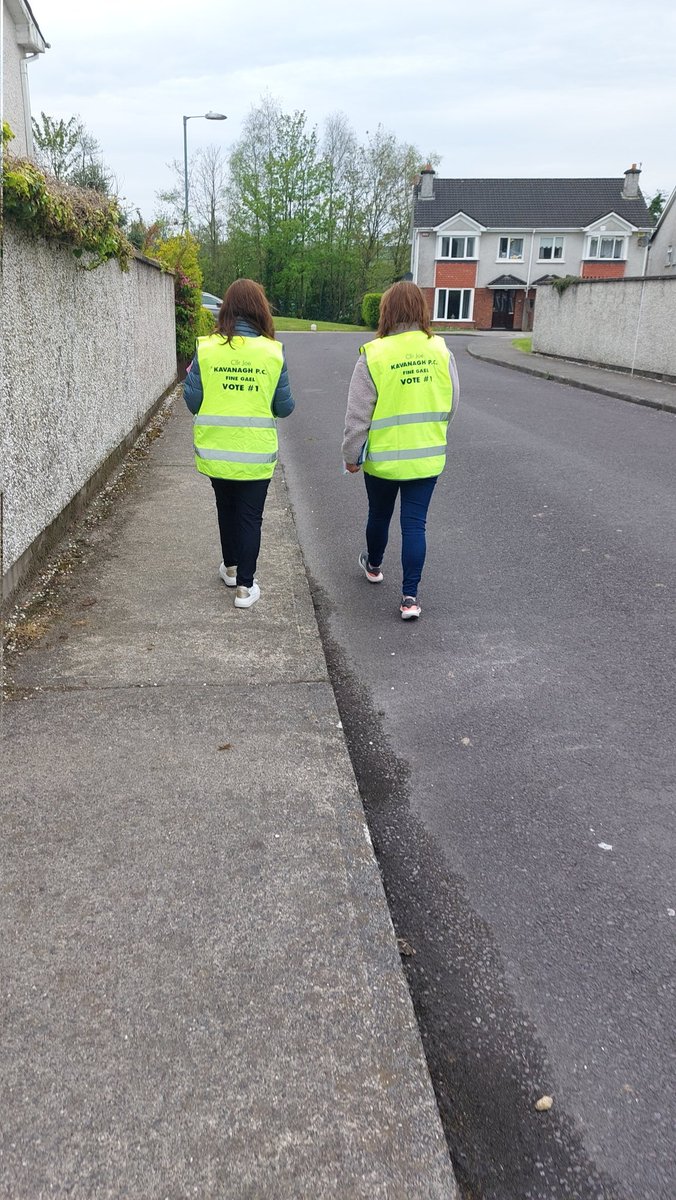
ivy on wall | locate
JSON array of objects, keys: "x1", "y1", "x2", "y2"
[
  {"x1": 551, "y1": 275, "x2": 581, "y2": 295},
  {"x1": 2, "y1": 122, "x2": 132, "y2": 270}
]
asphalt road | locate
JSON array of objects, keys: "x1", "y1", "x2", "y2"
[{"x1": 278, "y1": 334, "x2": 676, "y2": 1200}]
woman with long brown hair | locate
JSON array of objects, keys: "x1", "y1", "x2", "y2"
[
  {"x1": 184, "y1": 279, "x2": 294, "y2": 608},
  {"x1": 342, "y1": 281, "x2": 459, "y2": 619}
]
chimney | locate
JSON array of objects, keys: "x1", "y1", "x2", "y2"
[
  {"x1": 622, "y1": 163, "x2": 641, "y2": 200},
  {"x1": 419, "y1": 163, "x2": 435, "y2": 201}
]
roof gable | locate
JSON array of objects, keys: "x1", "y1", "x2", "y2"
[
  {"x1": 413, "y1": 177, "x2": 652, "y2": 231},
  {"x1": 434, "y1": 212, "x2": 486, "y2": 233},
  {"x1": 584, "y1": 211, "x2": 636, "y2": 233}
]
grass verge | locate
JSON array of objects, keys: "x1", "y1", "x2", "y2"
[
  {"x1": 274, "y1": 316, "x2": 368, "y2": 332},
  {"x1": 512, "y1": 336, "x2": 533, "y2": 353}
]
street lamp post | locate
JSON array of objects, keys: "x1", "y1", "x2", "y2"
[{"x1": 182, "y1": 111, "x2": 227, "y2": 231}]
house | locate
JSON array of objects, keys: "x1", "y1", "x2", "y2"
[
  {"x1": 645, "y1": 185, "x2": 676, "y2": 276},
  {"x1": 2, "y1": 0, "x2": 48, "y2": 155},
  {"x1": 410, "y1": 166, "x2": 653, "y2": 331}
]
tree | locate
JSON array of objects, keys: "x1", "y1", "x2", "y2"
[
  {"x1": 31, "y1": 111, "x2": 114, "y2": 195},
  {"x1": 352, "y1": 128, "x2": 434, "y2": 297},
  {"x1": 154, "y1": 96, "x2": 438, "y2": 322},
  {"x1": 191, "y1": 145, "x2": 229, "y2": 289},
  {"x1": 646, "y1": 189, "x2": 667, "y2": 222},
  {"x1": 31, "y1": 113, "x2": 81, "y2": 179},
  {"x1": 317, "y1": 113, "x2": 362, "y2": 320},
  {"x1": 227, "y1": 98, "x2": 328, "y2": 316}
]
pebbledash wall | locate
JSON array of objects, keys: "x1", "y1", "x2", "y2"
[
  {"x1": 1, "y1": 224, "x2": 177, "y2": 601},
  {"x1": 532, "y1": 275, "x2": 676, "y2": 381}
]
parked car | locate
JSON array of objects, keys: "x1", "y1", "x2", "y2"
[{"x1": 201, "y1": 291, "x2": 222, "y2": 315}]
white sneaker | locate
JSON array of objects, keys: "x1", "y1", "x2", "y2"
[
  {"x1": 234, "y1": 581, "x2": 261, "y2": 608},
  {"x1": 219, "y1": 562, "x2": 237, "y2": 587},
  {"x1": 400, "y1": 595, "x2": 421, "y2": 620}
]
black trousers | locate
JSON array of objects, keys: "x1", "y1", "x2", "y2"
[{"x1": 210, "y1": 477, "x2": 271, "y2": 588}]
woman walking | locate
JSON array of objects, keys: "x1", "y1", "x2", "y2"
[
  {"x1": 184, "y1": 278, "x2": 294, "y2": 608},
  {"x1": 342, "y1": 281, "x2": 458, "y2": 620}
]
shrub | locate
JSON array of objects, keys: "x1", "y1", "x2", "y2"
[
  {"x1": 2, "y1": 144, "x2": 132, "y2": 270},
  {"x1": 361, "y1": 292, "x2": 382, "y2": 329},
  {"x1": 197, "y1": 306, "x2": 215, "y2": 336},
  {"x1": 146, "y1": 232, "x2": 204, "y2": 360}
]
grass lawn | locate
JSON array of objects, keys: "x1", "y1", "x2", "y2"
[
  {"x1": 274, "y1": 316, "x2": 368, "y2": 332},
  {"x1": 512, "y1": 336, "x2": 533, "y2": 353}
]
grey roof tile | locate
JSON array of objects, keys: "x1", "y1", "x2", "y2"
[{"x1": 414, "y1": 178, "x2": 652, "y2": 229}]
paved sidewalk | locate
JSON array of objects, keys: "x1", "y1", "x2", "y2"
[
  {"x1": 467, "y1": 334, "x2": 676, "y2": 413},
  {"x1": 0, "y1": 394, "x2": 457, "y2": 1199}
]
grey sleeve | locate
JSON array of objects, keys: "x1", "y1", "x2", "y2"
[
  {"x1": 448, "y1": 350, "x2": 460, "y2": 421},
  {"x1": 341, "y1": 354, "x2": 376, "y2": 464}
]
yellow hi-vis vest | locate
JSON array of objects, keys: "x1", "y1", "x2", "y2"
[
  {"x1": 362, "y1": 331, "x2": 453, "y2": 481},
  {"x1": 193, "y1": 333, "x2": 284, "y2": 480}
]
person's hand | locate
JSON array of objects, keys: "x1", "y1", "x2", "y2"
[{"x1": 344, "y1": 462, "x2": 361, "y2": 474}]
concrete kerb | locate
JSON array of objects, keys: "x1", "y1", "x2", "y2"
[{"x1": 466, "y1": 339, "x2": 676, "y2": 414}]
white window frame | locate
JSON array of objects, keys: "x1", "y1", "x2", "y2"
[
  {"x1": 435, "y1": 288, "x2": 474, "y2": 322},
  {"x1": 497, "y1": 236, "x2": 525, "y2": 262},
  {"x1": 538, "y1": 235, "x2": 565, "y2": 262},
  {"x1": 585, "y1": 234, "x2": 627, "y2": 260},
  {"x1": 437, "y1": 234, "x2": 477, "y2": 260}
]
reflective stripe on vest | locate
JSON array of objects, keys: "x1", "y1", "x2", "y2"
[
  {"x1": 370, "y1": 410, "x2": 451, "y2": 429},
  {"x1": 193, "y1": 333, "x2": 284, "y2": 480},
  {"x1": 194, "y1": 414, "x2": 277, "y2": 429},
  {"x1": 195, "y1": 447, "x2": 278, "y2": 464},
  {"x1": 362, "y1": 331, "x2": 453, "y2": 481},
  {"x1": 366, "y1": 445, "x2": 445, "y2": 462}
]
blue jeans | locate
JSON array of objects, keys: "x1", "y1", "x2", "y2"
[{"x1": 364, "y1": 474, "x2": 438, "y2": 598}]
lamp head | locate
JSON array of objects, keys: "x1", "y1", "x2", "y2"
[{"x1": 205, "y1": 111, "x2": 227, "y2": 120}]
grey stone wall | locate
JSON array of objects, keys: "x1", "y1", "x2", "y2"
[
  {"x1": 1, "y1": 225, "x2": 177, "y2": 591},
  {"x1": 532, "y1": 276, "x2": 676, "y2": 379}
]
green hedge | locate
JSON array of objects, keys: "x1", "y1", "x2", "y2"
[{"x1": 361, "y1": 292, "x2": 382, "y2": 330}]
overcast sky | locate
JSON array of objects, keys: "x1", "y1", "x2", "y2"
[{"x1": 25, "y1": 0, "x2": 676, "y2": 218}]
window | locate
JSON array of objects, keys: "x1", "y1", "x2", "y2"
[
  {"x1": 498, "y1": 236, "x2": 524, "y2": 261},
  {"x1": 538, "y1": 236, "x2": 564, "y2": 261},
  {"x1": 586, "y1": 235, "x2": 625, "y2": 260},
  {"x1": 438, "y1": 235, "x2": 476, "y2": 259},
  {"x1": 436, "y1": 288, "x2": 473, "y2": 321}
]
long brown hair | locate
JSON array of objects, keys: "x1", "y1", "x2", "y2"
[
  {"x1": 377, "y1": 281, "x2": 432, "y2": 338},
  {"x1": 217, "y1": 278, "x2": 276, "y2": 342}
]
